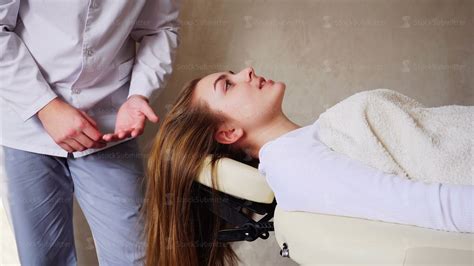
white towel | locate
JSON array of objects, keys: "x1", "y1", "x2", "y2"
[{"x1": 317, "y1": 88, "x2": 473, "y2": 185}]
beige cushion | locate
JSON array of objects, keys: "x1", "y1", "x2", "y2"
[
  {"x1": 195, "y1": 155, "x2": 274, "y2": 204},
  {"x1": 197, "y1": 157, "x2": 473, "y2": 265},
  {"x1": 274, "y1": 206, "x2": 473, "y2": 265}
]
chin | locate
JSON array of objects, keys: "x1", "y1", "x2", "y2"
[
  {"x1": 276, "y1": 81, "x2": 286, "y2": 88},
  {"x1": 274, "y1": 81, "x2": 286, "y2": 93}
]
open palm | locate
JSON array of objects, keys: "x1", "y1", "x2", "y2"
[{"x1": 102, "y1": 95, "x2": 159, "y2": 142}]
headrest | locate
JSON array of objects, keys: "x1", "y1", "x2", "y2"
[{"x1": 195, "y1": 155, "x2": 274, "y2": 204}]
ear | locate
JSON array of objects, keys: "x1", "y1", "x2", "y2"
[{"x1": 214, "y1": 125, "x2": 244, "y2": 145}]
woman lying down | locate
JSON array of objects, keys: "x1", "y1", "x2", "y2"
[{"x1": 141, "y1": 66, "x2": 473, "y2": 266}]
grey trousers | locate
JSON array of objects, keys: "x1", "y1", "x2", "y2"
[{"x1": 1, "y1": 139, "x2": 146, "y2": 265}]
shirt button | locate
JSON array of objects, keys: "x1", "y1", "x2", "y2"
[
  {"x1": 72, "y1": 88, "x2": 82, "y2": 94},
  {"x1": 86, "y1": 48, "x2": 94, "y2": 57},
  {"x1": 91, "y1": 1, "x2": 98, "y2": 8}
]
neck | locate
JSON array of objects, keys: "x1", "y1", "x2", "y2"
[{"x1": 245, "y1": 114, "x2": 301, "y2": 159}]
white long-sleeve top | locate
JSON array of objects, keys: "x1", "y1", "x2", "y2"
[
  {"x1": 0, "y1": 0, "x2": 180, "y2": 158},
  {"x1": 258, "y1": 119, "x2": 473, "y2": 233}
]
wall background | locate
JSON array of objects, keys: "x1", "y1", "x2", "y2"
[{"x1": 1, "y1": 0, "x2": 472, "y2": 265}]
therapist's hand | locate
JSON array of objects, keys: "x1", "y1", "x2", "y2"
[
  {"x1": 37, "y1": 98, "x2": 107, "y2": 152},
  {"x1": 101, "y1": 95, "x2": 159, "y2": 142}
]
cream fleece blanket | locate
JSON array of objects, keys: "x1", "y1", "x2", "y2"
[{"x1": 317, "y1": 89, "x2": 473, "y2": 185}]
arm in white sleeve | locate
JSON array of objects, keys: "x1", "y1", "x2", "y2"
[
  {"x1": 128, "y1": 0, "x2": 180, "y2": 102},
  {"x1": 0, "y1": 0, "x2": 57, "y2": 122},
  {"x1": 271, "y1": 140, "x2": 473, "y2": 233}
]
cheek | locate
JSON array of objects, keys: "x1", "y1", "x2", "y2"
[
  {"x1": 246, "y1": 95, "x2": 265, "y2": 115},
  {"x1": 223, "y1": 88, "x2": 277, "y2": 124},
  {"x1": 221, "y1": 100, "x2": 257, "y2": 124}
]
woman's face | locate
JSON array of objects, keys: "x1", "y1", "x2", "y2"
[{"x1": 192, "y1": 66, "x2": 286, "y2": 145}]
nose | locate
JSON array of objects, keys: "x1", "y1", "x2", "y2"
[{"x1": 241, "y1": 66, "x2": 255, "y2": 82}]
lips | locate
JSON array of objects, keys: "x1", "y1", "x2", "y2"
[{"x1": 260, "y1": 78, "x2": 274, "y2": 89}]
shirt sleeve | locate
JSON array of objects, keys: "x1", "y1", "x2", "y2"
[
  {"x1": 127, "y1": 0, "x2": 180, "y2": 103},
  {"x1": 0, "y1": 0, "x2": 58, "y2": 122},
  {"x1": 265, "y1": 138, "x2": 473, "y2": 233}
]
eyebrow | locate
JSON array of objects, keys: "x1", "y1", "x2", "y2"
[{"x1": 213, "y1": 70, "x2": 234, "y2": 92}]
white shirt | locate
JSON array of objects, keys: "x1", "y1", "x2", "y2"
[
  {"x1": 258, "y1": 119, "x2": 473, "y2": 233},
  {"x1": 0, "y1": 0, "x2": 180, "y2": 158}
]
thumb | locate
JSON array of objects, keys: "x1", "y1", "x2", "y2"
[
  {"x1": 79, "y1": 110, "x2": 98, "y2": 128},
  {"x1": 140, "y1": 103, "x2": 159, "y2": 123}
]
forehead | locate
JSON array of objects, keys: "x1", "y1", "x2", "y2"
[{"x1": 193, "y1": 71, "x2": 226, "y2": 103}]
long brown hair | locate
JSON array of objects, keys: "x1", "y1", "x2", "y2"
[{"x1": 141, "y1": 76, "x2": 251, "y2": 265}]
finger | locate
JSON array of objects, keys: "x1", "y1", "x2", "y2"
[
  {"x1": 64, "y1": 138, "x2": 86, "y2": 152},
  {"x1": 117, "y1": 129, "x2": 133, "y2": 139},
  {"x1": 104, "y1": 132, "x2": 123, "y2": 142},
  {"x1": 74, "y1": 133, "x2": 94, "y2": 149},
  {"x1": 59, "y1": 142, "x2": 74, "y2": 153},
  {"x1": 102, "y1": 131, "x2": 128, "y2": 142},
  {"x1": 103, "y1": 133, "x2": 120, "y2": 142},
  {"x1": 102, "y1": 133, "x2": 116, "y2": 142},
  {"x1": 79, "y1": 110, "x2": 98, "y2": 128},
  {"x1": 91, "y1": 141, "x2": 107, "y2": 149},
  {"x1": 102, "y1": 134, "x2": 112, "y2": 142},
  {"x1": 130, "y1": 127, "x2": 143, "y2": 138},
  {"x1": 76, "y1": 133, "x2": 106, "y2": 149},
  {"x1": 141, "y1": 104, "x2": 159, "y2": 123},
  {"x1": 82, "y1": 122, "x2": 103, "y2": 142},
  {"x1": 118, "y1": 130, "x2": 126, "y2": 139}
]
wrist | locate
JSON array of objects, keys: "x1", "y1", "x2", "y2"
[
  {"x1": 129, "y1": 94, "x2": 149, "y2": 103},
  {"x1": 37, "y1": 98, "x2": 62, "y2": 120}
]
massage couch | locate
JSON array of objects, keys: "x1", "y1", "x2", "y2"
[{"x1": 195, "y1": 156, "x2": 473, "y2": 265}]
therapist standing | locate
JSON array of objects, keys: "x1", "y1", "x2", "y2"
[{"x1": 0, "y1": 0, "x2": 180, "y2": 264}]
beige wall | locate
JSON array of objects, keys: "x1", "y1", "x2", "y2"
[
  {"x1": 154, "y1": 0, "x2": 473, "y2": 132},
  {"x1": 1, "y1": 0, "x2": 472, "y2": 265}
]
